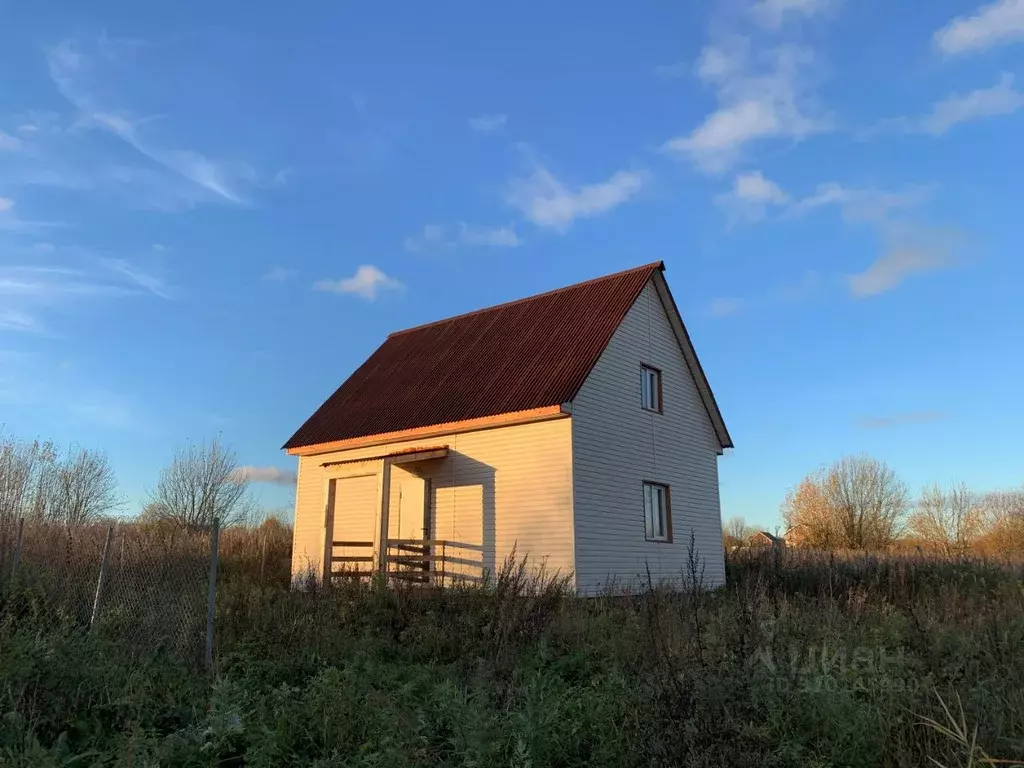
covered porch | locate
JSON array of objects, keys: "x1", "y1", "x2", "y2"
[{"x1": 320, "y1": 445, "x2": 492, "y2": 585}]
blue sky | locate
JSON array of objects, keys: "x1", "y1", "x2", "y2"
[{"x1": 2, "y1": 0, "x2": 1022, "y2": 528}]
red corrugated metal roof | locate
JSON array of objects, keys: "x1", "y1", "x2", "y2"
[{"x1": 283, "y1": 262, "x2": 663, "y2": 450}]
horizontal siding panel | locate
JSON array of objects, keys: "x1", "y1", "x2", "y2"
[
  {"x1": 291, "y1": 454, "x2": 325, "y2": 580},
  {"x1": 572, "y1": 281, "x2": 726, "y2": 594}
]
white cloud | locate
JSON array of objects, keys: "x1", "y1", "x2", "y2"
[
  {"x1": 0, "y1": 130, "x2": 22, "y2": 151},
  {"x1": 0, "y1": 263, "x2": 164, "y2": 301},
  {"x1": 0, "y1": 310, "x2": 43, "y2": 334},
  {"x1": 921, "y1": 74, "x2": 1024, "y2": 134},
  {"x1": 735, "y1": 170, "x2": 789, "y2": 203},
  {"x1": 230, "y1": 465, "x2": 297, "y2": 485},
  {"x1": 784, "y1": 183, "x2": 955, "y2": 298},
  {"x1": 0, "y1": 201, "x2": 63, "y2": 232},
  {"x1": 715, "y1": 170, "x2": 789, "y2": 224},
  {"x1": 313, "y1": 265, "x2": 403, "y2": 301},
  {"x1": 403, "y1": 224, "x2": 447, "y2": 252},
  {"x1": 151, "y1": 243, "x2": 167, "y2": 252},
  {"x1": 506, "y1": 166, "x2": 645, "y2": 232},
  {"x1": 469, "y1": 114, "x2": 508, "y2": 132},
  {"x1": 91, "y1": 113, "x2": 257, "y2": 205},
  {"x1": 273, "y1": 167, "x2": 292, "y2": 186},
  {"x1": 846, "y1": 225, "x2": 954, "y2": 298},
  {"x1": 262, "y1": 266, "x2": 293, "y2": 282},
  {"x1": 789, "y1": 182, "x2": 932, "y2": 222},
  {"x1": 13, "y1": 111, "x2": 64, "y2": 136},
  {"x1": 708, "y1": 298, "x2": 746, "y2": 317},
  {"x1": 0, "y1": 254, "x2": 170, "y2": 334},
  {"x1": 100, "y1": 258, "x2": 171, "y2": 299},
  {"x1": 46, "y1": 38, "x2": 259, "y2": 206},
  {"x1": 665, "y1": 43, "x2": 828, "y2": 173},
  {"x1": 734, "y1": 179, "x2": 955, "y2": 297},
  {"x1": 751, "y1": 0, "x2": 835, "y2": 29},
  {"x1": 695, "y1": 40, "x2": 749, "y2": 83},
  {"x1": 405, "y1": 223, "x2": 521, "y2": 250},
  {"x1": 457, "y1": 223, "x2": 521, "y2": 247},
  {"x1": 934, "y1": 0, "x2": 1024, "y2": 55},
  {"x1": 671, "y1": 100, "x2": 780, "y2": 161},
  {"x1": 775, "y1": 270, "x2": 823, "y2": 301}
]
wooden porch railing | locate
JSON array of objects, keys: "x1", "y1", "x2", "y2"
[
  {"x1": 386, "y1": 539, "x2": 485, "y2": 585},
  {"x1": 328, "y1": 540, "x2": 374, "y2": 580},
  {"x1": 327, "y1": 539, "x2": 485, "y2": 585}
]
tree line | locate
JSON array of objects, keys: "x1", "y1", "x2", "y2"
[
  {"x1": 0, "y1": 433, "x2": 266, "y2": 530},
  {"x1": 726, "y1": 454, "x2": 1024, "y2": 557}
]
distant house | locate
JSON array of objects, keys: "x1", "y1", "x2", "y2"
[
  {"x1": 749, "y1": 531, "x2": 784, "y2": 548},
  {"x1": 283, "y1": 262, "x2": 733, "y2": 594}
]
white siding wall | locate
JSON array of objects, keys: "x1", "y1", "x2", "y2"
[
  {"x1": 571, "y1": 280, "x2": 726, "y2": 594},
  {"x1": 291, "y1": 417, "x2": 576, "y2": 582}
]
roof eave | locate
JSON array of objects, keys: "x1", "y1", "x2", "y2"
[{"x1": 284, "y1": 404, "x2": 570, "y2": 456}]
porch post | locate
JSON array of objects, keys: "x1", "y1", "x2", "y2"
[
  {"x1": 377, "y1": 458, "x2": 392, "y2": 574},
  {"x1": 322, "y1": 479, "x2": 336, "y2": 585}
]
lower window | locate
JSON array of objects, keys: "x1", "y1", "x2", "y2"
[{"x1": 643, "y1": 482, "x2": 671, "y2": 542}]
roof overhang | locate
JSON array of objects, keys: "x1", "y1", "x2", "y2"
[
  {"x1": 288, "y1": 404, "x2": 570, "y2": 457},
  {"x1": 321, "y1": 445, "x2": 450, "y2": 468}
]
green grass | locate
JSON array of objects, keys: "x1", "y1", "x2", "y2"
[{"x1": 1, "y1": 548, "x2": 1023, "y2": 767}]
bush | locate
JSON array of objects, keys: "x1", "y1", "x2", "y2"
[{"x1": 1, "y1": 548, "x2": 1023, "y2": 766}]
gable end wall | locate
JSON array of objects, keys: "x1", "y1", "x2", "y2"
[{"x1": 570, "y1": 280, "x2": 726, "y2": 594}]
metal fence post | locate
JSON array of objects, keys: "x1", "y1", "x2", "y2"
[
  {"x1": 90, "y1": 525, "x2": 115, "y2": 630},
  {"x1": 205, "y1": 517, "x2": 220, "y2": 669},
  {"x1": 9, "y1": 517, "x2": 24, "y2": 580}
]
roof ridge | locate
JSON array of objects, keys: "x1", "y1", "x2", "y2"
[{"x1": 388, "y1": 261, "x2": 664, "y2": 338}]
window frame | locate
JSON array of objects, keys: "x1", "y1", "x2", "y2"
[
  {"x1": 640, "y1": 364, "x2": 663, "y2": 413},
  {"x1": 642, "y1": 481, "x2": 673, "y2": 543}
]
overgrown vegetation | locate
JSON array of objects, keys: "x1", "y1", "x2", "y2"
[{"x1": 2, "y1": 541, "x2": 1023, "y2": 767}]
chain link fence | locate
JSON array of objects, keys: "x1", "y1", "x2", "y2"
[{"x1": 0, "y1": 516, "x2": 216, "y2": 664}]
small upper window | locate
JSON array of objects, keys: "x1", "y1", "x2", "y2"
[
  {"x1": 644, "y1": 482, "x2": 671, "y2": 542},
  {"x1": 641, "y1": 365, "x2": 662, "y2": 412}
]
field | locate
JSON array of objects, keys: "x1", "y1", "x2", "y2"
[{"x1": 1, "y1": 530, "x2": 1023, "y2": 768}]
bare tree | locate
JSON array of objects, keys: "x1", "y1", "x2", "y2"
[
  {"x1": 910, "y1": 483, "x2": 985, "y2": 555},
  {"x1": 148, "y1": 438, "x2": 252, "y2": 529},
  {"x1": 0, "y1": 435, "x2": 39, "y2": 524},
  {"x1": 980, "y1": 488, "x2": 1024, "y2": 557},
  {"x1": 0, "y1": 435, "x2": 119, "y2": 526},
  {"x1": 782, "y1": 474, "x2": 843, "y2": 550},
  {"x1": 723, "y1": 515, "x2": 754, "y2": 548},
  {"x1": 0, "y1": 437, "x2": 56, "y2": 523},
  {"x1": 50, "y1": 446, "x2": 123, "y2": 525},
  {"x1": 782, "y1": 455, "x2": 909, "y2": 550},
  {"x1": 823, "y1": 456, "x2": 908, "y2": 549}
]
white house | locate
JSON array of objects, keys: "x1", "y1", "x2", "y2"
[{"x1": 283, "y1": 262, "x2": 733, "y2": 594}]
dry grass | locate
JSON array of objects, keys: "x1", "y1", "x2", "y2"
[{"x1": 1, "y1": 531, "x2": 1023, "y2": 766}]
